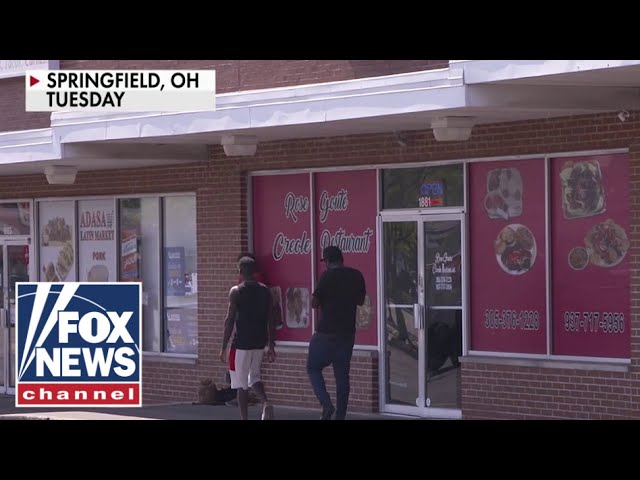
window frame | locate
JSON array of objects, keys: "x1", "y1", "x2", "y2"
[
  {"x1": 34, "y1": 192, "x2": 197, "y2": 360},
  {"x1": 248, "y1": 147, "x2": 631, "y2": 364}
]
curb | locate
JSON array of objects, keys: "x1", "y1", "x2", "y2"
[{"x1": 0, "y1": 414, "x2": 50, "y2": 420}]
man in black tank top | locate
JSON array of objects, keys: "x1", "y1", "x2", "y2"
[
  {"x1": 220, "y1": 257, "x2": 276, "y2": 420},
  {"x1": 307, "y1": 246, "x2": 366, "y2": 420}
]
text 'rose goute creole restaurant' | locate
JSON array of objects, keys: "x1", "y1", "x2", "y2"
[{"x1": 0, "y1": 59, "x2": 639, "y2": 419}]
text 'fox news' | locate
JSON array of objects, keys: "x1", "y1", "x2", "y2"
[{"x1": 15, "y1": 282, "x2": 142, "y2": 407}]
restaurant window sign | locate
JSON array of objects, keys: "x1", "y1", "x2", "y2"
[
  {"x1": 469, "y1": 159, "x2": 547, "y2": 354},
  {"x1": 551, "y1": 154, "x2": 630, "y2": 358},
  {"x1": 314, "y1": 171, "x2": 377, "y2": 346},
  {"x1": 469, "y1": 152, "x2": 631, "y2": 359},
  {"x1": 252, "y1": 174, "x2": 313, "y2": 343},
  {"x1": 251, "y1": 170, "x2": 378, "y2": 347}
]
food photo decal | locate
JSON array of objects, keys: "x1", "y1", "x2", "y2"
[
  {"x1": 485, "y1": 168, "x2": 523, "y2": 220},
  {"x1": 560, "y1": 159, "x2": 606, "y2": 220},
  {"x1": 568, "y1": 219, "x2": 630, "y2": 270},
  {"x1": 560, "y1": 159, "x2": 629, "y2": 272},
  {"x1": 494, "y1": 224, "x2": 537, "y2": 275}
]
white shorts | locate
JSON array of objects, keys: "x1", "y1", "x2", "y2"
[{"x1": 229, "y1": 348, "x2": 264, "y2": 390}]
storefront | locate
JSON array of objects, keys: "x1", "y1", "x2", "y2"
[
  {"x1": 0, "y1": 193, "x2": 199, "y2": 395},
  {"x1": 0, "y1": 141, "x2": 634, "y2": 419},
  {"x1": 249, "y1": 150, "x2": 630, "y2": 418},
  {"x1": 1, "y1": 59, "x2": 639, "y2": 418},
  {"x1": 0, "y1": 201, "x2": 32, "y2": 394}
]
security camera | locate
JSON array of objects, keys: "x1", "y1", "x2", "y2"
[{"x1": 618, "y1": 110, "x2": 630, "y2": 122}]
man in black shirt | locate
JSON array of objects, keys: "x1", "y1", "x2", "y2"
[
  {"x1": 307, "y1": 246, "x2": 366, "y2": 420},
  {"x1": 220, "y1": 256, "x2": 276, "y2": 420}
]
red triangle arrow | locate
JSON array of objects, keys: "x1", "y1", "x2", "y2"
[{"x1": 29, "y1": 75, "x2": 39, "y2": 87}]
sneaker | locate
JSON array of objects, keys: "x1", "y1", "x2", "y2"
[
  {"x1": 261, "y1": 404, "x2": 274, "y2": 420},
  {"x1": 320, "y1": 405, "x2": 335, "y2": 420},
  {"x1": 226, "y1": 398, "x2": 238, "y2": 407}
]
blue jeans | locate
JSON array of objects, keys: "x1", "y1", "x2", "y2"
[{"x1": 306, "y1": 332, "x2": 355, "y2": 420}]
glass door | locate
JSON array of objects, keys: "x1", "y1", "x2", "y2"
[
  {"x1": 1, "y1": 240, "x2": 30, "y2": 394},
  {"x1": 381, "y1": 216, "x2": 422, "y2": 416},
  {"x1": 422, "y1": 217, "x2": 463, "y2": 414},
  {"x1": 380, "y1": 214, "x2": 464, "y2": 418}
]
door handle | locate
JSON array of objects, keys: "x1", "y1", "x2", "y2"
[
  {"x1": 421, "y1": 304, "x2": 426, "y2": 330},
  {"x1": 414, "y1": 304, "x2": 426, "y2": 330},
  {"x1": 0, "y1": 309, "x2": 6, "y2": 328}
]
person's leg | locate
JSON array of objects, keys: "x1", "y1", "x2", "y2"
[
  {"x1": 231, "y1": 349, "x2": 251, "y2": 420},
  {"x1": 332, "y1": 338, "x2": 355, "y2": 420},
  {"x1": 237, "y1": 388, "x2": 250, "y2": 420},
  {"x1": 247, "y1": 350, "x2": 274, "y2": 420},
  {"x1": 306, "y1": 333, "x2": 334, "y2": 419}
]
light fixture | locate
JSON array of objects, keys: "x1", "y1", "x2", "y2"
[
  {"x1": 221, "y1": 135, "x2": 258, "y2": 157},
  {"x1": 431, "y1": 116, "x2": 475, "y2": 142},
  {"x1": 44, "y1": 165, "x2": 78, "y2": 185}
]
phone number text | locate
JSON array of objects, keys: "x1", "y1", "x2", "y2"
[
  {"x1": 563, "y1": 311, "x2": 625, "y2": 334},
  {"x1": 484, "y1": 309, "x2": 540, "y2": 331}
]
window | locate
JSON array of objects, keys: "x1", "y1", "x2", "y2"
[
  {"x1": 79, "y1": 199, "x2": 116, "y2": 283},
  {"x1": 550, "y1": 154, "x2": 630, "y2": 358},
  {"x1": 251, "y1": 170, "x2": 379, "y2": 346},
  {"x1": 382, "y1": 164, "x2": 464, "y2": 209},
  {"x1": 0, "y1": 202, "x2": 31, "y2": 235},
  {"x1": 37, "y1": 195, "x2": 197, "y2": 355},
  {"x1": 163, "y1": 196, "x2": 198, "y2": 355},
  {"x1": 468, "y1": 153, "x2": 631, "y2": 359},
  {"x1": 38, "y1": 200, "x2": 76, "y2": 282},
  {"x1": 119, "y1": 198, "x2": 161, "y2": 352}
]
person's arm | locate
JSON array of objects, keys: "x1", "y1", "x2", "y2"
[
  {"x1": 312, "y1": 271, "x2": 328, "y2": 309},
  {"x1": 219, "y1": 287, "x2": 239, "y2": 362},
  {"x1": 356, "y1": 271, "x2": 366, "y2": 306}
]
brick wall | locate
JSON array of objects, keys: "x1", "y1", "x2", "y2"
[
  {"x1": 0, "y1": 77, "x2": 50, "y2": 132},
  {"x1": 0, "y1": 60, "x2": 447, "y2": 133},
  {"x1": 460, "y1": 364, "x2": 637, "y2": 419},
  {"x1": 223, "y1": 110, "x2": 640, "y2": 418},
  {"x1": 0, "y1": 109, "x2": 638, "y2": 416}
]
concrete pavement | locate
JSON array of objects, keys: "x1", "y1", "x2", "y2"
[{"x1": 0, "y1": 395, "x2": 416, "y2": 420}]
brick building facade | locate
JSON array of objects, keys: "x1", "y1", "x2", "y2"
[{"x1": 0, "y1": 59, "x2": 638, "y2": 419}]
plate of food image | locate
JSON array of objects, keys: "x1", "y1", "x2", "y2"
[
  {"x1": 560, "y1": 159, "x2": 606, "y2": 220},
  {"x1": 568, "y1": 246, "x2": 590, "y2": 271},
  {"x1": 484, "y1": 168, "x2": 523, "y2": 220},
  {"x1": 584, "y1": 219, "x2": 629, "y2": 268},
  {"x1": 286, "y1": 287, "x2": 309, "y2": 328},
  {"x1": 356, "y1": 295, "x2": 372, "y2": 330},
  {"x1": 494, "y1": 224, "x2": 537, "y2": 275}
]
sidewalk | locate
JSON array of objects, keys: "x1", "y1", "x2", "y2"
[{"x1": 0, "y1": 395, "x2": 416, "y2": 420}]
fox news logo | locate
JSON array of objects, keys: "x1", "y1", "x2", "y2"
[{"x1": 15, "y1": 282, "x2": 142, "y2": 407}]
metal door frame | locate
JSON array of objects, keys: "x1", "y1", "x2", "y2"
[
  {"x1": 1, "y1": 238, "x2": 32, "y2": 395},
  {"x1": 378, "y1": 213, "x2": 465, "y2": 419}
]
